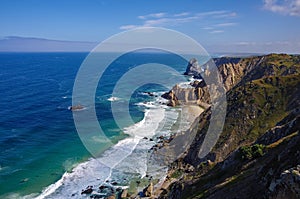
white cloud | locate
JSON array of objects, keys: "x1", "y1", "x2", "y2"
[
  {"x1": 137, "y1": 16, "x2": 199, "y2": 27},
  {"x1": 215, "y1": 22, "x2": 237, "y2": 27},
  {"x1": 119, "y1": 25, "x2": 138, "y2": 30},
  {"x1": 202, "y1": 22, "x2": 236, "y2": 32},
  {"x1": 263, "y1": 0, "x2": 300, "y2": 16},
  {"x1": 197, "y1": 11, "x2": 237, "y2": 18},
  {"x1": 138, "y1": 12, "x2": 166, "y2": 20},
  {"x1": 235, "y1": 41, "x2": 257, "y2": 46},
  {"x1": 196, "y1": 10, "x2": 228, "y2": 17},
  {"x1": 143, "y1": 18, "x2": 169, "y2": 26},
  {"x1": 120, "y1": 10, "x2": 238, "y2": 31},
  {"x1": 210, "y1": 30, "x2": 224, "y2": 34}
]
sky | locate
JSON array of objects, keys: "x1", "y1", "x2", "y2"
[{"x1": 0, "y1": 0, "x2": 299, "y2": 53}]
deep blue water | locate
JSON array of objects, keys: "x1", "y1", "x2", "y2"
[
  {"x1": 0, "y1": 53, "x2": 91, "y2": 196},
  {"x1": 0, "y1": 52, "x2": 188, "y2": 197}
]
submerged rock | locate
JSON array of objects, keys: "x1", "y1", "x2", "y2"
[
  {"x1": 68, "y1": 104, "x2": 84, "y2": 111},
  {"x1": 19, "y1": 178, "x2": 29, "y2": 183},
  {"x1": 81, "y1": 185, "x2": 93, "y2": 194},
  {"x1": 111, "y1": 182, "x2": 118, "y2": 185},
  {"x1": 143, "y1": 91, "x2": 156, "y2": 97},
  {"x1": 99, "y1": 185, "x2": 108, "y2": 190}
]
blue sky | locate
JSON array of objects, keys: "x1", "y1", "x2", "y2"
[{"x1": 0, "y1": 0, "x2": 299, "y2": 53}]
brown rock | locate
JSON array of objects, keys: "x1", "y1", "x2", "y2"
[
  {"x1": 144, "y1": 182, "x2": 153, "y2": 197},
  {"x1": 105, "y1": 196, "x2": 115, "y2": 199},
  {"x1": 161, "y1": 90, "x2": 179, "y2": 107},
  {"x1": 121, "y1": 189, "x2": 128, "y2": 198}
]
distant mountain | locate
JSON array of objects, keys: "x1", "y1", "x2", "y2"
[
  {"x1": 160, "y1": 54, "x2": 300, "y2": 199},
  {"x1": 0, "y1": 36, "x2": 97, "y2": 52}
]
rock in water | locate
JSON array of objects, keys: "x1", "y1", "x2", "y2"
[
  {"x1": 81, "y1": 186, "x2": 93, "y2": 194},
  {"x1": 68, "y1": 104, "x2": 84, "y2": 111},
  {"x1": 184, "y1": 58, "x2": 203, "y2": 79}
]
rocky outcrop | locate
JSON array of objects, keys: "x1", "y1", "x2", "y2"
[
  {"x1": 184, "y1": 58, "x2": 203, "y2": 79},
  {"x1": 161, "y1": 82, "x2": 211, "y2": 107},
  {"x1": 217, "y1": 57, "x2": 246, "y2": 91},
  {"x1": 256, "y1": 109, "x2": 300, "y2": 145},
  {"x1": 268, "y1": 166, "x2": 300, "y2": 199},
  {"x1": 143, "y1": 182, "x2": 153, "y2": 197},
  {"x1": 159, "y1": 54, "x2": 300, "y2": 198},
  {"x1": 162, "y1": 56, "x2": 258, "y2": 107},
  {"x1": 161, "y1": 90, "x2": 180, "y2": 107},
  {"x1": 166, "y1": 182, "x2": 184, "y2": 199},
  {"x1": 162, "y1": 58, "x2": 210, "y2": 107}
]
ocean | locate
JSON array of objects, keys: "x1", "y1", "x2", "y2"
[{"x1": 0, "y1": 52, "x2": 190, "y2": 198}]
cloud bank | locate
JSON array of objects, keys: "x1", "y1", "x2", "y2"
[{"x1": 263, "y1": 0, "x2": 300, "y2": 16}]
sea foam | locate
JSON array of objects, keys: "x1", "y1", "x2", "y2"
[{"x1": 34, "y1": 97, "x2": 179, "y2": 199}]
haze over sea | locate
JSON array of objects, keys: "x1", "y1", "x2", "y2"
[{"x1": 0, "y1": 52, "x2": 191, "y2": 198}]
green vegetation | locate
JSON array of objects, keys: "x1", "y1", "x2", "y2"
[
  {"x1": 166, "y1": 54, "x2": 300, "y2": 199},
  {"x1": 239, "y1": 144, "x2": 266, "y2": 160},
  {"x1": 171, "y1": 170, "x2": 183, "y2": 179},
  {"x1": 214, "y1": 73, "x2": 300, "y2": 151}
]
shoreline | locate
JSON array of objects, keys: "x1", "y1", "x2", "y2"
[
  {"x1": 151, "y1": 105, "x2": 204, "y2": 198},
  {"x1": 127, "y1": 105, "x2": 204, "y2": 198},
  {"x1": 29, "y1": 97, "x2": 204, "y2": 199}
]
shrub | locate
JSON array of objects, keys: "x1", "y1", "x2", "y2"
[{"x1": 239, "y1": 144, "x2": 265, "y2": 160}]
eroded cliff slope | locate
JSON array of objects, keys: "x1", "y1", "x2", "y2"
[{"x1": 161, "y1": 54, "x2": 300, "y2": 199}]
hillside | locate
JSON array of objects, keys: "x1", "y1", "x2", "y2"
[{"x1": 159, "y1": 54, "x2": 300, "y2": 199}]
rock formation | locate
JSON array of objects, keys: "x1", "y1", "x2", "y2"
[
  {"x1": 269, "y1": 166, "x2": 300, "y2": 199},
  {"x1": 158, "y1": 54, "x2": 300, "y2": 199},
  {"x1": 143, "y1": 182, "x2": 153, "y2": 197},
  {"x1": 184, "y1": 58, "x2": 203, "y2": 79}
]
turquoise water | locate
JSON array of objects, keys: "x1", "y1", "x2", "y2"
[{"x1": 0, "y1": 51, "x2": 188, "y2": 198}]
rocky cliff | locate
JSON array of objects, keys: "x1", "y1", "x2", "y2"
[
  {"x1": 159, "y1": 54, "x2": 300, "y2": 199},
  {"x1": 163, "y1": 54, "x2": 300, "y2": 108}
]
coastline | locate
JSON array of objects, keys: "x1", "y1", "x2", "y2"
[
  {"x1": 4, "y1": 53, "x2": 299, "y2": 199},
  {"x1": 126, "y1": 105, "x2": 204, "y2": 198},
  {"x1": 31, "y1": 103, "x2": 204, "y2": 199},
  {"x1": 151, "y1": 105, "x2": 204, "y2": 198}
]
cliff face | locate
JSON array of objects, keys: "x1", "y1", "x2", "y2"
[
  {"x1": 163, "y1": 55, "x2": 264, "y2": 107},
  {"x1": 164, "y1": 54, "x2": 300, "y2": 108},
  {"x1": 160, "y1": 54, "x2": 300, "y2": 199}
]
